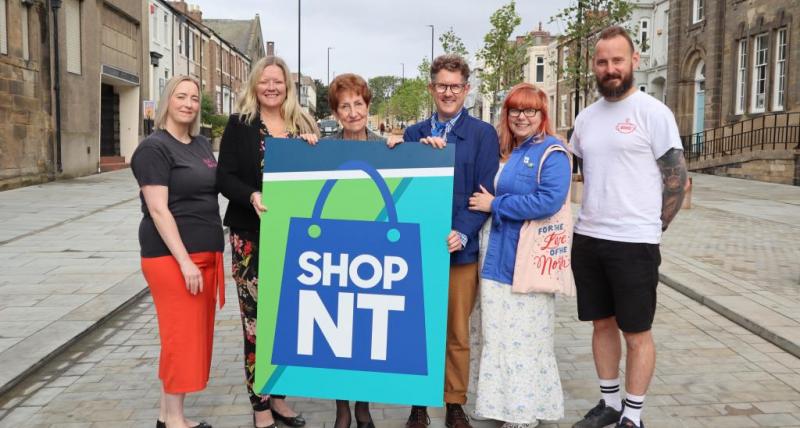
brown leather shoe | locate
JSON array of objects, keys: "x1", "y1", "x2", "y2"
[
  {"x1": 445, "y1": 404, "x2": 472, "y2": 428},
  {"x1": 406, "y1": 406, "x2": 430, "y2": 428}
]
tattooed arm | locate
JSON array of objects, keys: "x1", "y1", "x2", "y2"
[{"x1": 657, "y1": 148, "x2": 689, "y2": 231}]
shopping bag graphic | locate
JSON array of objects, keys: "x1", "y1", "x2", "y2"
[{"x1": 272, "y1": 160, "x2": 427, "y2": 375}]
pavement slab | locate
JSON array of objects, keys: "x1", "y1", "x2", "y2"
[{"x1": 0, "y1": 271, "x2": 798, "y2": 428}]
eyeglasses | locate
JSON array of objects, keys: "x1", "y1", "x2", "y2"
[
  {"x1": 508, "y1": 108, "x2": 540, "y2": 118},
  {"x1": 432, "y1": 83, "x2": 467, "y2": 94}
]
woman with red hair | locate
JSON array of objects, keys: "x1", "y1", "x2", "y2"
[{"x1": 468, "y1": 83, "x2": 569, "y2": 427}]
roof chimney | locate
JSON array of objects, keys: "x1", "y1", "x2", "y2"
[
  {"x1": 266, "y1": 41, "x2": 275, "y2": 56},
  {"x1": 168, "y1": 1, "x2": 188, "y2": 14},
  {"x1": 186, "y1": 4, "x2": 202, "y2": 23}
]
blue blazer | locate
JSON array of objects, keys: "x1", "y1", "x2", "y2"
[
  {"x1": 404, "y1": 110, "x2": 500, "y2": 265},
  {"x1": 480, "y1": 136, "x2": 571, "y2": 284}
]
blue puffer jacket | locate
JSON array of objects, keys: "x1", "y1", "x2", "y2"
[{"x1": 480, "y1": 135, "x2": 571, "y2": 285}]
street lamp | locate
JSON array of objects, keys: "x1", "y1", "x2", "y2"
[
  {"x1": 427, "y1": 24, "x2": 434, "y2": 114},
  {"x1": 401, "y1": 63, "x2": 405, "y2": 82},
  {"x1": 426, "y1": 25, "x2": 434, "y2": 64},
  {"x1": 297, "y1": 0, "x2": 302, "y2": 96},
  {"x1": 327, "y1": 47, "x2": 334, "y2": 86},
  {"x1": 51, "y1": 0, "x2": 63, "y2": 173}
]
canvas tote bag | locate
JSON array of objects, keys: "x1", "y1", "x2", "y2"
[{"x1": 511, "y1": 144, "x2": 576, "y2": 296}]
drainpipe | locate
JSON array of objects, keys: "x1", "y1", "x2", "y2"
[{"x1": 50, "y1": 0, "x2": 63, "y2": 173}]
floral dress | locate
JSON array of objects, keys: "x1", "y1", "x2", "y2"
[{"x1": 473, "y1": 162, "x2": 565, "y2": 424}]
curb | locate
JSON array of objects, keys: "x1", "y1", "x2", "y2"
[
  {"x1": 0, "y1": 275, "x2": 150, "y2": 397},
  {"x1": 660, "y1": 272, "x2": 800, "y2": 359},
  {"x1": 0, "y1": 227, "x2": 231, "y2": 398}
]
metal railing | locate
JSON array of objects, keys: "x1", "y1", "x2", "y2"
[{"x1": 682, "y1": 112, "x2": 800, "y2": 161}]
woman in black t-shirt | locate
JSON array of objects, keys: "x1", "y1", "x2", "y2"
[
  {"x1": 217, "y1": 56, "x2": 318, "y2": 428},
  {"x1": 131, "y1": 75, "x2": 223, "y2": 428}
]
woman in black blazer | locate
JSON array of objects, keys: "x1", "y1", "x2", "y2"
[{"x1": 216, "y1": 56, "x2": 318, "y2": 428}]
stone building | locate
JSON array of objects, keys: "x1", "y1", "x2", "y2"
[
  {"x1": 0, "y1": 0, "x2": 52, "y2": 189},
  {"x1": 667, "y1": 0, "x2": 799, "y2": 184},
  {"x1": 204, "y1": 14, "x2": 265, "y2": 65},
  {"x1": 667, "y1": 0, "x2": 797, "y2": 134},
  {"x1": 50, "y1": 0, "x2": 146, "y2": 176}
]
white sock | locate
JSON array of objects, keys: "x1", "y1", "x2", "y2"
[
  {"x1": 599, "y1": 378, "x2": 622, "y2": 411},
  {"x1": 622, "y1": 393, "x2": 645, "y2": 426}
]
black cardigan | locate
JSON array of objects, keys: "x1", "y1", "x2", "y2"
[{"x1": 216, "y1": 113, "x2": 263, "y2": 232}]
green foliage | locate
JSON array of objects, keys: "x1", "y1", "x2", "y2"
[
  {"x1": 201, "y1": 93, "x2": 215, "y2": 120},
  {"x1": 550, "y1": 0, "x2": 635, "y2": 98},
  {"x1": 198, "y1": 93, "x2": 226, "y2": 139},
  {"x1": 206, "y1": 114, "x2": 228, "y2": 139},
  {"x1": 368, "y1": 76, "x2": 402, "y2": 115},
  {"x1": 440, "y1": 27, "x2": 469, "y2": 58},
  {"x1": 383, "y1": 78, "x2": 430, "y2": 123},
  {"x1": 418, "y1": 57, "x2": 432, "y2": 81},
  {"x1": 477, "y1": 0, "x2": 532, "y2": 115},
  {"x1": 314, "y1": 79, "x2": 332, "y2": 119}
]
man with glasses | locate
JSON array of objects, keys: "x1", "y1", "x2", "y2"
[{"x1": 393, "y1": 54, "x2": 499, "y2": 428}]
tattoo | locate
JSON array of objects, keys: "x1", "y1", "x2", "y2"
[{"x1": 657, "y1": 148, "x2": 689, "y2": 231}]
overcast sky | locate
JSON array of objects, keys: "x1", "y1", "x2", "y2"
[{"x1": 192, "y1": 0, "x2": 574, "y2": 82}]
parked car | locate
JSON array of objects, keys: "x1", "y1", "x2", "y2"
[{"x1": 319, "y1": 119, "x2": 339, "y2": 137}]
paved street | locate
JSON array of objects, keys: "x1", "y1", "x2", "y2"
[
  {"x1": 660, "y1": 174, "x2": 800, "y2": 358},
  {"x1": 2, "y1": 273, "x2": 800, "y2": 427},
  {"x1": 0, "y1": 170, "x2": 798, "y2": 427}
]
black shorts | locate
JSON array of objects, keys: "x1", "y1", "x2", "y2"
[{"x1": 571, "y1": 233, "x2": 661, "y2": 333}]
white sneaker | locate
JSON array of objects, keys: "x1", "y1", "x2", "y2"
[{"x1": 500, "y1": 421, "x2": 539, "y2": 428}]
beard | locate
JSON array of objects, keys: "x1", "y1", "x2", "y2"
[{"x1": 596, "y1": 68, "x2": 634, "y2": 99}]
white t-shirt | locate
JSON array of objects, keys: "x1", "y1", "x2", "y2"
[{"x1": 570, "y1": 90, "x2": 683, "y2": 244}]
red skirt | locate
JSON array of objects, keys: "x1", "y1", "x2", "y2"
[{"x1": 141, "y1": 251, "x2": 225, "y2": 393}]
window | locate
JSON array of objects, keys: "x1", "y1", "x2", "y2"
[
  {"x1": 562, "y1": 47, "x2": 569, "y2": 71},
  {"x1": 184, "y1": 25, "x2": 190, "y2": 57},
  {"x1": 639, "y1": 85, "x2": 647, "y2": 92},
  {"x1": 639, "y1": 19, "x2": 650, "y2": 52},
  {"x1": 559, "y1": 95, "x2": 567, "y2": 128},
  {"x1": 1, "y1": 0, "x2": 8, "y2": 55},
  {"x1": 692, "y1": 0, "x2": 704, "y2": 23},
  {"x1": 151, "y1": 6, "x2": 158, "y2": 43},
  {"x1": 773, "y1": 28, "x2": 786, "y2": 111},
  {"x1": 751, "y1": 33, "x2": 768, "y2": 113},
  {"x1": 735, "y1": 39, "x2": 747, "y2": 114},
  {"x1": 21, "y1": 5, "x2": 29, "y2": 61},
  {"x1": 163, "y1": 13, "x2": 168, "y2": 45},
  {"x1": 65, "y1": 0, "x2": 82, "y2": 74},
  {"x1": 535, "y1": 56, "x2": 545, "y2": 83}
]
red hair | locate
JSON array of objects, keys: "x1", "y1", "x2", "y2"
[{"x1": 497, "y1": 83, "x2": 557, "y2": 160}]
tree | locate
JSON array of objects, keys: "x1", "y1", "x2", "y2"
[
  {"x1": 201, "y1": 93, "x2": 215, "y2": 120},
  {"x1": 550, "y1": 0, "x2": 634, "y2": 107},
  {"x1": 368, "y1": 76, "x2": 402, "y2": 115},
  {"x1": 418, "y1": 57, "x2": 432, "y2": 81},
  {"x1": 439, "y1": 27, "x2": 469, "y2": 58},
  {"x1": 477, "y1": 1, "x2": 532, "y2": 118},
  {"x1": 314, "y1": 79, "x2": 332, "y2": 120},
  {"x1": 387, "y1": 78, "x2": 429, "y2": 122}
]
